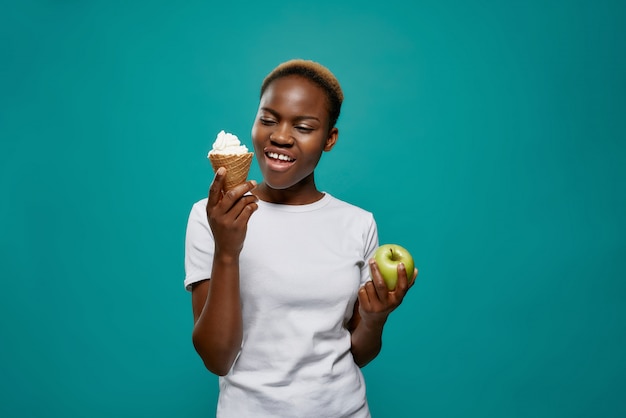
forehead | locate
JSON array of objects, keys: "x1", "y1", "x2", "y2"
[{"x1": 260, "y1": 75, "x2": 329, "y2": 112}]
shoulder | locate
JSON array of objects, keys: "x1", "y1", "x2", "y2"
[
  {"x1": 323, "y1": 194, "x2": 377, "y2": 231},
  {"x1": 325, "y1": 194, "x2": 374, "y2": 218},
  {"x1": 189, "y1": 197, "x2": 208, "y2": 214},
  {"x1": 186, "y1": 198, "x2": 209, "y2": 226},
  {"x1": 192, "y1": 197, "x2": 208, "y2": 209}
]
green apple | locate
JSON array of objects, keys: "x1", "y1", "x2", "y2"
[{"x1": 373, "y1": 244, "x2": 415, "y2": 290}]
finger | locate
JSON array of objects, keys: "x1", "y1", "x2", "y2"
[
  {"x1": 385, "y1": 263, "x2": 412, "y2": 307},
  {"x1": 211, "y1": 194, "x2": 257, "y2": 229},
  {"x1": 227, "y1": 192, "x2": 259, "y2": 214},
  {"x1": 393, "y1": 262, "x2": 410, "y2": 295},
  {"x1": 362, "y1": 280, "x2": 383, "y2": 311},
  {"x1": 223, "y1": 181, "x2": 258, "y2": 218},
  {"x1": 222, "y1": 179, "x2": 258, "y2": 207},
  {"x1": 368, "y1": 259, "x2": 390, "y2": 303},
  {"x1": 233, "y1": 199, "x2": 259, "y2": 225},
  {"x1": 208, "y1": 167, "x2": 227, "y2": 207},
  {"x1": 360, "y1": 280, "x2": 382, "y2": 311},
  {"x1": 357, "y1": 285, "x2": 371, "y2": 312}
]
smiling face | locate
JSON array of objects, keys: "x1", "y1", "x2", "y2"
[{"x1": 251, "y1": 75, "x2": 338, "y2": 204}]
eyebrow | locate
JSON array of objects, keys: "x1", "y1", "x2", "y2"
[{"x1": 260, "y1": 107, "x2": 320, "y2": 122}]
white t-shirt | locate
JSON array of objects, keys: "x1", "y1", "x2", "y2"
[{"x1": 185, "y1": 193, "x2": 378, "y2": 417}]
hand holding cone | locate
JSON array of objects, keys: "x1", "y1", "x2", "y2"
[{"x1": 208, "y1": 152, "x2": 254, "y2": 191}]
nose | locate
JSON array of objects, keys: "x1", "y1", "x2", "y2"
[{"x1": 270, "y1": 124, "x2": 294, "y2": 146}]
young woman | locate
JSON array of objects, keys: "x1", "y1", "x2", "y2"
[{"x1": 185, "y1": 59, "x2": 417, "y2": 417}]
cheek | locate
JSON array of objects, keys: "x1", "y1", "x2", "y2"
[
  {"x1": 251, "y1": 124, "x2": 263, "y2": 148},
  {"x1": 301, "y1": 145, "x2": 324, "y2": 166},
  {"x1": 251, "y1": 122, "x2": 259, "y2": 140}
]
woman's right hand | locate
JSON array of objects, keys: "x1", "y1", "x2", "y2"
[
  {"x1": 194, "y1": 167, "x2": 257, "y2": 375},
  {"x1": 206, "y1": 167, "x2": 259, "y2": 257}
]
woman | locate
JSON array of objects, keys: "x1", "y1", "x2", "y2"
[{"x1": 185, "y1": 59, "x2": 417, "y2": 417}]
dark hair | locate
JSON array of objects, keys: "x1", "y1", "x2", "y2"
[{"x1": 260, "y1": 59, "x2": 344, "y2": 129}]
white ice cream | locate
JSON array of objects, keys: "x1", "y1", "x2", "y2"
[{"x1": 208, "y1": 130, "x2": 249, "y2": 156}]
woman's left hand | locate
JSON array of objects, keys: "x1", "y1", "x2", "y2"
[
  {"x1": 349, "y1": 259, "x2": 418, "y2": 367},
  {"x1": 357, "y1": 259, "x2": 418, "y2": 326}
]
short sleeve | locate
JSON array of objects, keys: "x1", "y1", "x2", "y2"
[
  {"x1": 184, "y1": 198, "x2": 214, "y2": 291},
  {"x1": 360, "y1": 214, "x2": 379, "y2": 286}
]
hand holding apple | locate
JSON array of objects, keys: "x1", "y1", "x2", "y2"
[{"x1": 373, "y1": 244, "x2": 415, "y2": 290}]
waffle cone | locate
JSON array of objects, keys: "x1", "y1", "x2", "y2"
[{"x1": 208, "y1": 152, "x2": 254, "y2": 191}]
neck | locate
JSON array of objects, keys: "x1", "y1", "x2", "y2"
[{"x1": 254, "y1": 179, "x2": 324, "y2": 205}]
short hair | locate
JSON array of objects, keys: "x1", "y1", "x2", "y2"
[{"x1": 260, "y1": 59, "x2": 344, "y2": 129}]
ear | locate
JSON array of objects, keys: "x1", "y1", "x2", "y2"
[{"x1": 323, "y1": 127, "x2": 338, "y2": 152}]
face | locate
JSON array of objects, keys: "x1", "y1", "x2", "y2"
[{"x1": 251, "y1": 75, "x2": 338, "y2": 194}]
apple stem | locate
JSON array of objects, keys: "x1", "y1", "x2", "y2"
[{"x1": 389, "y1": 248, "x2": 398, "y2": 261}]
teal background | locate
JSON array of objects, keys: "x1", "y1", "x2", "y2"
[{"x1": 1, "y1": 0, "x2": 625, "y2": 417}]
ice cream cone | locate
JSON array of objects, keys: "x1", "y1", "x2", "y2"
[{"x1": 208, "y1": 152, "x2": 254, "y2": 191}]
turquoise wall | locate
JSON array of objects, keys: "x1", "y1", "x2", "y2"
[{"x1": 1, "y1": 1, "x2": 624, "y2": 417}]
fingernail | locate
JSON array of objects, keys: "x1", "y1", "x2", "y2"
[
  {"x1": 250, "y1": 180, "x2": 257, "y2": 186},
  {"x1": 217, "y1": 167, "x2": 225, "y2": 175}
]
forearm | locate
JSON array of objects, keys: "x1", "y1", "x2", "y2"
[
  {"x1": 350, "y1": 317, "x2": 386, "y2": 367},
  {"x1": 192, "y1": 253, "x2": 243, "y2": 375}
]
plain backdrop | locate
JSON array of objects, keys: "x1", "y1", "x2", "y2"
[{"x1": 1, "y1": 0, "x2": 625, "y2": 417}]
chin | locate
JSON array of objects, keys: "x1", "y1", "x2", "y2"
[
  {"x1": 263, "y1": 180, "x2": 292, "y2": 191},
  {"x1": 261, "y1": 169, "x2": 313, "y2": 192}
]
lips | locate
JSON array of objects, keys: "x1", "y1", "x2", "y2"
[
  {"x1": 264, "y1": 148, "x2": 296, "y2": 171},
  {"x1": 266, "y1": 151, "x2": 295, "y2": 162}
]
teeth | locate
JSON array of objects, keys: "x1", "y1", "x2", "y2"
[{"x1": 267, "y1": 152, "x2": 294, "y2": 162}]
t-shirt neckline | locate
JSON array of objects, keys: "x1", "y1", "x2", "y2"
[{"x1": 255, "y1": 192, "x2": 333, "y2": 213}]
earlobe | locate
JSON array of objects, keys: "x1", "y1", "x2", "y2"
[{"x1": 324, "y1": 128, "x2": 339, "y2": 152}]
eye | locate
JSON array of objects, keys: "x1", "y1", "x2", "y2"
[
  {"x1": 259, "y1": 117, "x2": 276, "y2": 125},
  {"x1": 295, "y1": 126, "x2": 314, "y2": 133}
]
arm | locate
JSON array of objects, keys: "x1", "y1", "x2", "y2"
[
  {"x1": 191, "y1": 168, "x2": 258, "y2": 376},
  {"x1": 349, "y1": 259, "x2": 418, "y2": 367}
]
